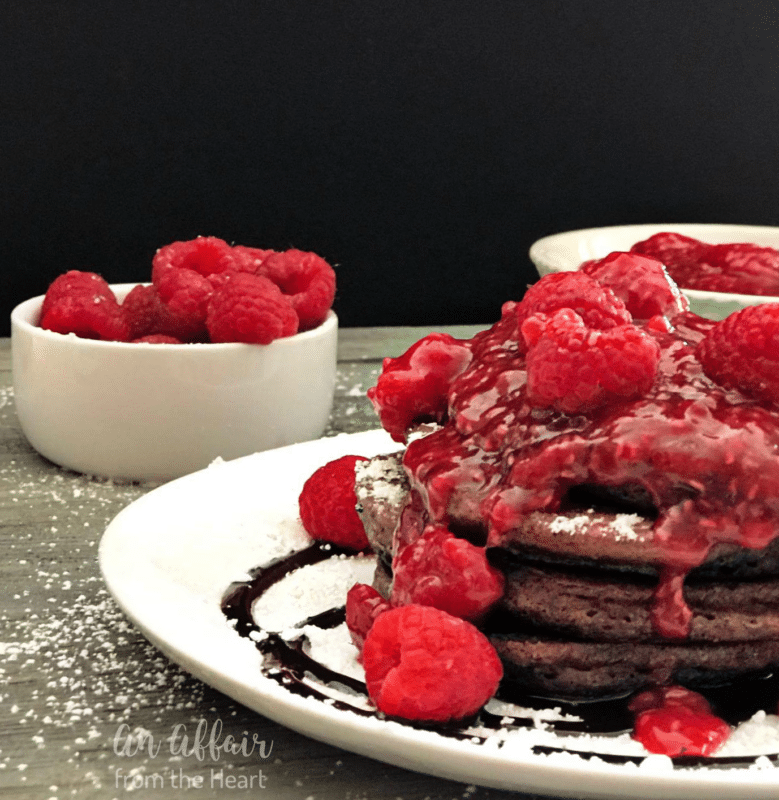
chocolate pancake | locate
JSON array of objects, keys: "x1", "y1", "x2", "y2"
[
  {"x1": 494, "y1": 563, "x2": 779, "y2": 642},
  {"x1": 355, "y1": 274, "x2": 779, "y2": 701},
  {"x1": 356, "y1": 451, "x2": 779, "y2": 580},
  {"x1": 354, "y1": 451, "x2": 406, "y2": 559},
  {"x1": 491, "y1": 636, "x2": 779, "y2": 701},
  {"x1": 370, "y1": 545, "x2": 779, "y2": 699},
  {"x1": 358, "y1": 451, "x2": 779, "y2": 699}
]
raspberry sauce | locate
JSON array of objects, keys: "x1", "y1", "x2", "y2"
[
  {"x1": 398, "y1": 304, "x2": 779, "y2": 639},
  {"x1": 629, "y1": 686, "x2": 731, "y2": 757}
]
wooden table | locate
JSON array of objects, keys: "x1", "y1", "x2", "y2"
[{"x1": 0, "y1": 327, "x2": 561, "y2": 800}]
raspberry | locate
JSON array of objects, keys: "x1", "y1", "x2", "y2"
[
  {"x1": 630, "y1": 232, "x2": 710, "y2": 285},
  {"x1": 390, "y1": 525, "x2": 504, "y2": 622},
  {"x1": 522, "y1": 308, "x2": 661, "y2": 414},
  {"x1": 206, "y1": 272, "x2": 299, "y2": 344},
  {"x1": 631, "y1": 233, "x2": 779, "y2": 295},
  {"x1": 132, "y1": 334, "x2": 183, "y2": 344},
  {"x1": 700, "y1": 243, "x2": 779, "y2": 296},
  {"x1": 298, "y1": 455, "x2": 371, "y2": 550},
  {"x1": 231, "y1": 245, "x2": 275, "y2": 273},
  {"x1": 122, "y1": 284, "x2": 207, "y2": 342},
  {"x1": 258, "y1": 249, "x2": 336, "y2": 331},
  {"x1": 361, "y1": 604, "x2": 503, "y2": 722},
  {"x1": 629, "y1": 686, "x2": 730, "y2": 757},
  {"x1": 367, "y1": 334, "x2": 473, "y2": 442},
  {"x1": 39, "y1": 271, "x2": 130, "y2": 341},
  {"x1": 345, "y1": 583, "x2": 392, "y2": 656},
  {"x1": 41, "y1": 270, "x2": 110, "y2": 316},
  {"x1": 517, "y1": 272, "x2": 632, "y2": 346},
  {"x1": 155, "y1": 267, "x2": 213, "y2": 340},
  {"x1": 580, "y1": 251, "x2": 689, "y2": 319},
  {"x1": 151, "y1": 236, "x2": 238, "y2": 285},
  {"x1": 696, "y1": 303, "x2": 779, "y2": 403}
]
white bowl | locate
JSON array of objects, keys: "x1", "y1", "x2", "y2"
[
  {"x1": 11, "y1": 284, "x2": 338, "y2": 482},
  {"x1": 529, "y1": 223, "x2": 779, "y2": 320}
]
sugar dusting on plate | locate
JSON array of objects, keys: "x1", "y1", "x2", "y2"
[{"x1": 248, "y1": 542, "x2": 779, "y2": 772}]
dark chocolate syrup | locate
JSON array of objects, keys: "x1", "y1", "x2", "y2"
[{"x1": 221, "y1": 545, "x2": 779, "y2": 766}]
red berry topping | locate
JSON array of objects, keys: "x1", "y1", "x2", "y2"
[
  {"x1": 696, "y1": 243, "x2": 779, "y2": 296},
  {"x1": 258, "y1": 249, "x2": 336, "y2": 331},
  {"x1": 580, "y1": 251, "x2": 689, "y2": 319},
  {"x1": 629, "y1": 685, "x2": 731, "y2": 757},
  {"x1": 362, "y1": 604, "x2": 503, "y2": 722},
  {"x1": 696, "y1": 303, "x2": 779, "y2": 404},
  {"x1": 522, "y1": 308, "x2": 661, "y2": 414},
  {"x1": 390, "y1": 525, "x2": 505, "y2": 622},
  {"x1": 367, "y1": 333, "x2": 473, "y2": 442},
  {"x1": 517, "y1": 272, "x2": 632, "y2": 342},
  {"x1": 151, "y1": 236, "x2": 237, "y2": 285},
  {"x1": 40, "y1": 271, "x2": 130, "y2": 341},
  {"x1": 298, "y1": 455, "x2": 371, "y2": 550},
  {"x1": 630, "y1": 232, "x2": 709, "y2": 284},
  {"x1": 345, "y1": 583, "x2": 392, "y2": 656},
  {"x1": 631, "y1": 232, "x2": 779, "y2": 296},
  {"x1": 630, "y1": 231, "x2": 707, "y2": 262},
  {"x1": 206, "y1": 272, "x2": 299, "y2": 344}
]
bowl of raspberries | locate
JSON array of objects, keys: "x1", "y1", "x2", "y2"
[
  {"x1": 11, "y1": 236, "x2": 338, "y2": 482},
  {"x1": 529, "y1": 223, "x2": 779, "y2": 320}
]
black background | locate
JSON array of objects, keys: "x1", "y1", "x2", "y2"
[{"x1": 2, "y1": 1, "x2": 779, "y2": 336}]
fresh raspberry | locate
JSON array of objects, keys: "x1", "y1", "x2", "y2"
[
  {"x1": 580, "y1": 251, "x2": 689, "y2": 319},
  {"x1": 517, "y1": 272, "x2": 632, "y2": 347},
  {"x1": 206, "y1": 272, "x2": 299, "y2": 344},
  {"x1": 390, "y1": 525, "x2": 504, "y2": 622},
  {"x1": 41, "y1": 270, "x2": 110, "y2": 317},
  {"x1": 629, "y1": 686, "x2": 730, "y2": 757},
  {"x1": 367, "y1": 334, "x2": 473, "y2": 442},
  {"x1": 522, "y1": 308, "x2": 661, "y2": 414},
  {"x1": 696, "y1": 303, "x2": 779, "y2": 403},
  {"x1": 231, "y1": 245, "x2": 275, "y2": 273},
  {"x1": 151, "y1": 236, "x2": 238, "y2": 286},
  {"x1": 298, "y1": 455, "x2": 371, "y2": 550},
  {"x1": 122, "y1": 284, "x2": 207, "y2": 342},
  {"x1": 258, "y1": 249, "x2": 336, "y2": 331},
  {"x1": 132, "y1": 334, "x2": 183, "y2": 344},
  {"x1": 345, "y1": 583, "x2": 392, "y2": 656},
  {"x1": 155, "y1": 267, "x2": 213, "y2": 340},
  {"x1": 39, "y1": 271, "x2": 130, "y2": 341},
  {"x1": 361, "y1": 604, "x2": 503, "y2": 722}
]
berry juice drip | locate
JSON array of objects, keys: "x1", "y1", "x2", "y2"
[
  {"x1": 399, "y1": 305, "x2": 779, "y2": 639},
  {"x1": 628, "y1": 686, "x2": 731, "y2": 758}
]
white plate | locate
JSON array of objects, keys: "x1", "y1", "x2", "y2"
[
  {"x1": 99, "y1": 430, "x2": 779, "y2": 799},
  {"x1": 529, "y1": 223, "x2": 779, "y2": 320}
]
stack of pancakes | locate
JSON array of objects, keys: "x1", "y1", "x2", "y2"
[{"x1": 355, "y1": 451, "x2": 779, "y2": 701}]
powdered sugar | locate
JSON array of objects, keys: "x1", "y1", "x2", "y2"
[
  {"x1": 549, "y1": 510, "x2": 645, "y2": 541},
  {"x1": 354, "y1": 454, "x2": 407, "y2": 506},
  {"x1": 251, "y1": 554, "x2": 375, "y2": 633},
  {"x1": 0, "y1": 452, "x2": 210, "y2": 795}
]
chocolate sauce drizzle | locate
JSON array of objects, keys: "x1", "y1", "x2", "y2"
[{"x1": 221, "y1": 545, "x2": 779, "y2": 768}]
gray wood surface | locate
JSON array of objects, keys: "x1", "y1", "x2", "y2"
[{"x1": 0, "y1": 327, "x2": 558, "y2": 800}]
